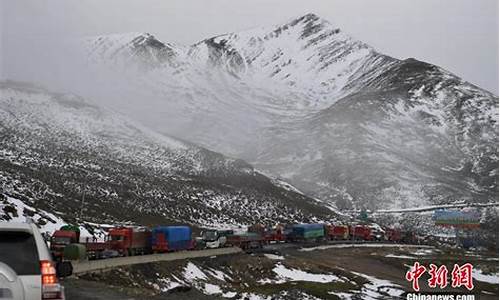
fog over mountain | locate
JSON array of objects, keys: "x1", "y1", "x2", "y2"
[
  {"x1": 1, "y1": 13, "x2": 497, "y2": 216},
  {"x1": 0, "y1": 80, "x2": 333, "y2": 227},
  {"x1": 79, "y1": 14, "x2": 498, "y2": 210}
]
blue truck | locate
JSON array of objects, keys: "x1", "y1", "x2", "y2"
[
  {"x1": 287, "y1": 224, "x2": 325, "y2": 242},
  {"x1": 151, "y1": 226, "x2": 193, "y2": 252}
]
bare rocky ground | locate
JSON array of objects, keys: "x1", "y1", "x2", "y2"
[{"x1": 63, "y1": 244, "x2": 499, "y2": 300}]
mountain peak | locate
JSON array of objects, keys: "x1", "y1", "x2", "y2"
[
  {"x1": 288, "y1": 12, "x2": 330, "y2": 27},
  {"x1": 297, "y1": 12, "x2": 322, "y2": 22}
]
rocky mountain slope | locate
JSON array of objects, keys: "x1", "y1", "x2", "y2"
[
  {"x1": 0, "y1": 81, "x2": 334, "y2": 229},
  {"x1": 82, "y1": 13, "x2": 498, "y2": 211}
]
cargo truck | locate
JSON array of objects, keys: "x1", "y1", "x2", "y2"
[
  {"x1": 225, "y1": 232, "x2": 264, "y2": 250},
  {"x1": 248, "y1": 224, "x2": 285, "y2": 243},
  {"x1": 352, "y1": 225, "x2": 372, "y2": 240},
  {"x1": 50, "y1": 225, "x2": 80, "y2": 260},
  {"x1": 288, "y1": 224, "x2": 325, "y2": 242},
  {"x1": 108, "y1": 227, "x2": 151, "y2": 256},
  {"x1": 325, "y1": 225, "x2": 350, "y2": 240},
  {"x1": 151, "y1": 226, "x2": 194, "y2": 252}
]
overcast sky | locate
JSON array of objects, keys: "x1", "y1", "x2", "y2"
[{"x1": 2, "y1": 0, "x2": 498, "y2": 94}]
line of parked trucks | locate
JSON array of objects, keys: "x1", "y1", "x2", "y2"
[{"x1": 49, "y1": 223, "x2": 417, "y2": 261}]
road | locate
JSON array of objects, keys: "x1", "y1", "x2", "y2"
[
  {"x1": 71, "y1": 247, "x2": 242, "y2": 275},
  {"x1": 71, "y1": 241, "x2": 423, "y2": 275}
]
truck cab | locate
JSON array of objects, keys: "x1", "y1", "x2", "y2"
[
  {"x1": 107, "y1": 227, "x2": 151, "y2": 256},
  {"x1": 50, "y1": 230, "x2": 79, "y2": 260},
  {"x1": 107, "y1": 227, "x2": 131, "y2": 254}
]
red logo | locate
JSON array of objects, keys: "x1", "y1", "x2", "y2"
[
  {"x1": 406, "y1": 262, "x2": 474, "y2": 291},
  {"x1": 428, "y1": 264, "x2": 448, "y2": 289},
  {"x1": 405, "y1": 262, "x2": 427, "y2": 291},
  {"x1": 451, "y1": 263, "x2": 474, "y2": 290}
]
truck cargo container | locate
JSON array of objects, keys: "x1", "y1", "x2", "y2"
[
  {"x1": 352, "y1": 225, "x2": 372, "y2": 240},
  {"x1": 108, "y1": 227, "x2": 151, "y2": 256},
  {"x1": 325, "y1": 225, "x2": 350, "y2": 240},
  {"x1": 151, "y1": 226, "x2": 193, "y2": 252},
  {"x1": 226, "y1": 232, "x2": 264, "y2": 250},
  {"x1": 248, "y1": 224, "x2": 285, "y2": 243},
  {"x1": 289, "y1": 224, "x2": 325, "y2": 242},
  {"x1": 63, "y1": 243, "x2": 87, "y2": 261},
  {"x1": 82, "y1": 240, "x2": 110, "y2": 259},
  {"x1": 386, "y1": 228, "x2": 402, "y2": 242}
]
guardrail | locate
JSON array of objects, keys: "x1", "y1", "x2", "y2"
[{"x1": 71, "y1": 247, "x2": 242, "y2": 275}]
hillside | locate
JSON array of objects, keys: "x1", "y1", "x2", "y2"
[{"x1": 0, "y1": 81, "x2": 334, "y2": 230}]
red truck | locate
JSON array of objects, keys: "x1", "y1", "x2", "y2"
[
  {"x1": 386, "y1": 228, "x2": 402, "y2": 242},
  {"x1": 108, "y1": 227, "x2": 152, "y2": 256},
  {"x1": 325, "y1": 225, "x2": 350, "y2": 240},
  {"x1": 352, "y1": 225, "x2": 372, "y2": 241},
  {"x1": 248, "y1": 224, "x2": 285, "y2": 243},
  {"x1": 50, "y1": 225, "x2": 81, "y2": 260}
]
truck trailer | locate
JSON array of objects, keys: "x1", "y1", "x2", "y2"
[
  {"x1": 108, "y1": 227, "x2": 151, "y2": 256},
  {"x1": 151, "y1": 226, "x2": 193, "y2": 252}
]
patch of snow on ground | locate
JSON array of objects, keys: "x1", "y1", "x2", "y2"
[
  {"x1": 222, "y1": 291, "x2": 237, "y2": 298},
  {"x1": 3, "y1": 195, "x2": 67, "y2": 235},
  {"x1": 155, "y1": 277, "x2": 182, "y2": 292},
  {"x1": 260, "y1": 263, "x2": 341, "y2": 284},
  {"x1": 300, "y1": 243, "x2": 434, "y2": 252},
  {"x1": 203, "y1": 283, "x2": 223, "y2": 295},
  {"x1": 472, "y1": 269, "x2": 499, "y2": 284},
  {"x1": 264, "y1": 253, "x2": 285, "y2": 260},
  {"x1": 411, "y1": 249, "x2": 436, "y2": 256},
  {"x1": 385, "y1": 254, "x2": 416, "y2": 259},
  {"x1": 2, "y1": 194, "x2": 109, "y2": 240},
  {"x1": 183, "y1": 262, "x2": 208, "y2": 281},
  {"x1": 351, "y1": 271, "x2": 405, "y2": 299},
  {"x1": 207, "y1": 268, "x2": 232, "y2": 281},
  {"x1": 328, "y1": 291, "x2": 354, "y2": 299},
  {"x1": 237, "y1": 293, "x2": 272, "y2": 300}
]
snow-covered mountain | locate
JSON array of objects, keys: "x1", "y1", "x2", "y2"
[
  {"x1": 0, "y1": 81, "x2": 334, "y2": 228},
  {"x1": 81, "y1": 13, "x2": 498, "y2": 210}
]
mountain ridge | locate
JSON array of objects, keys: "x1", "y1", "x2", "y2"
[
  {"x1": 0, "y1": 80, "x2": 336, "y2": 229},
  {"x1": 44, "y1": 14, "x2": 500, "y2": 211}
]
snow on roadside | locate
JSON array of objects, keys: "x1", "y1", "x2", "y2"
[
  {"x1": 351, "y1": 271, "x2": 405, "y2": 299},
  {"x1": 206, "y1": 267, "x2": 232, "y2": 281},
  {"x1": 237, "y1": 293, "x2": 272, "y2": 300},
  {"x1": 385, "y1": 254, "x2": 416, "y2": 259},
  {"x1": 264, "y1": 253, "x2": 285, "y2": 260},
  {"x1": 300, "y1": 243, "x2": 434, "y2": 252},
  {"x1": 410, "y1": 248, "x2": 436, "y2": 256},
  {"x1": 222, "y1": 291, "x2": 237, "y2": 298},
  {"x1": 149, "y1": 275, "x2": 183, "y2": 293},
  {"x1": 181, "y1": 262, "x2": 238, "y2": 297},
  {"x1": 328, "y1": 291, "x2": 354, "y2": 299},
  {"x1": 2, "y1": 195, "x2": 67, "y2": 234},
  {"x1": 203, "y1": 283, "x2": 223, "y2": 295},
  {"x1": 183, "y1": 262, "x2": 208, "y2": 281},
  {"x1": 2, "y1": 194, "x2": 108, "y2": 240},
  {"x1": 259, "y1": 263, "x2": 342, "y2": 284},
  {"x1": 472, "y1": 269, "x2": 499, "y2": 284}
]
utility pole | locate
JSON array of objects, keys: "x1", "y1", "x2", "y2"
[{"x1": 79, "y1": 187, "x2": 85, "y2": 222}]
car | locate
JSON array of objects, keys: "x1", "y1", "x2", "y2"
[{"x1": 0, "y1": 221, "x2": 73, "y2": 300}]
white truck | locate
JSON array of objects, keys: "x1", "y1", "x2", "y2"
[{"x1": 0, "y1": 222, "x2": 73, "y2": 300}]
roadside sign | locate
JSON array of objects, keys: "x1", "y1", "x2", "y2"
[{"x1": 433, "y1": 209, "x2": 481, "y2": 228}]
